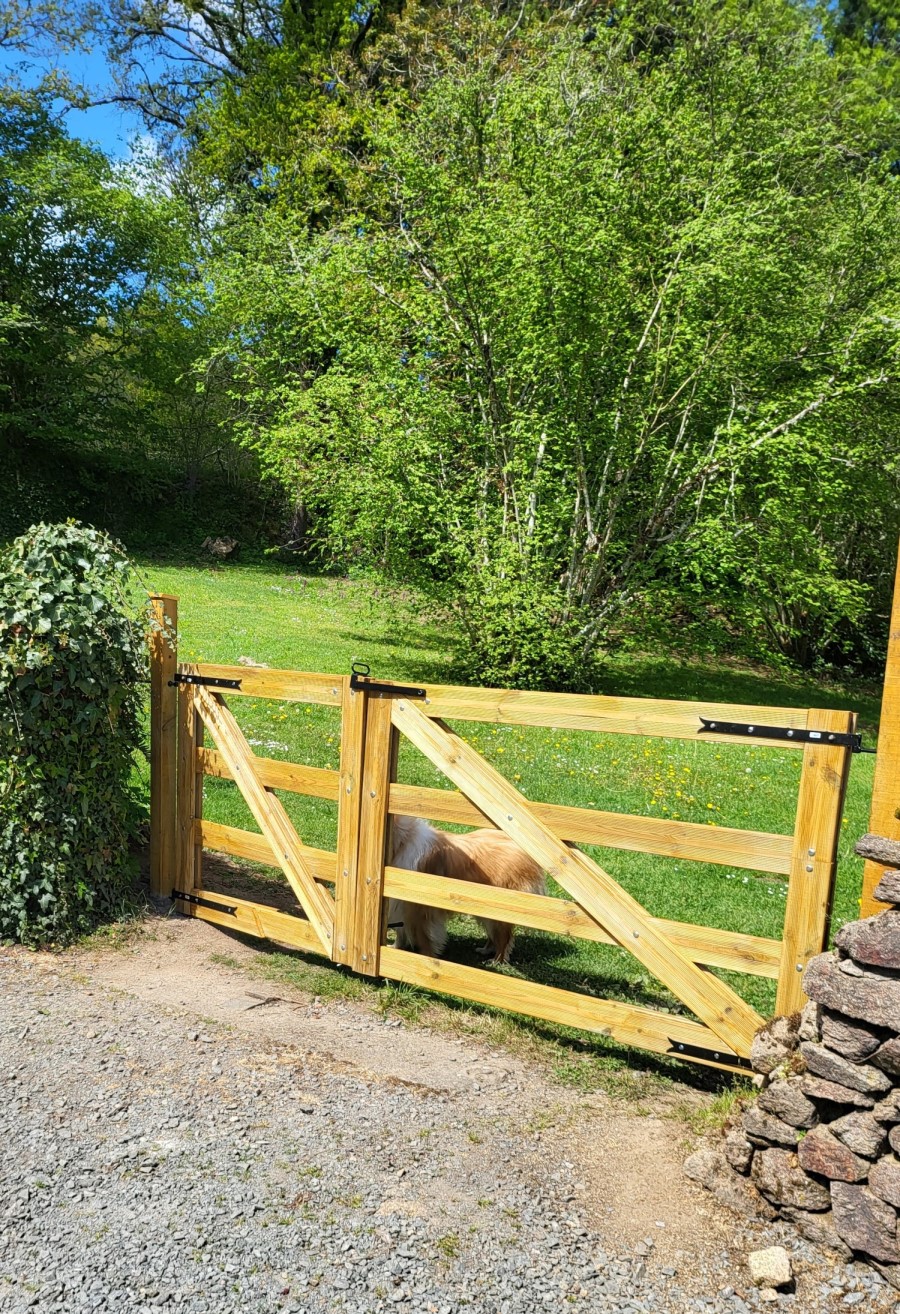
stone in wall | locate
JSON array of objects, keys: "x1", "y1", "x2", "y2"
[
  {"x1": 796, "y1": 1127, "x2": 869, "y2": 1182},
  {"x1": 686, "y1": 895, "x2": 900, "y2": 1285},
  {"x1": 750, "y1": 1014, "x2": 800, "y2": 1074},
  {"x1": 868, "y1": 1156, "x2": 900, "y2": 1208},
  {"x1": 801, "y1": 1075, "x2": 876, "y2": 1109},
  {"x1": 873, "y1": 1037, "x2": 900, "y2": 1077},
  {"x1": 836, "y1": 911, "x2": 900, "y2": 971},
  {"x1": 830, "y1": 1183, "x2": 900, "y2": 1265},
  {"x1": 821, "y1": 1009, "x2": 886, "y2": 1062},
  {"x1": 758, "y1": 1077, "x2": 818, "y2": 1128},
  {"x1": 873, "y1": 871, "x2": 900, "y2": 904},
  {"x1": 803, "y1": 953, "x2": 900, "y2": 1030},
  {"x1": 829, "y1": 1111, "x2": 888, "y2": 1159},
  {"x1": 800, "y1": 1041, "x2": 893, "y2": 1095},
  {"x1": 743, "y1": 1105, "x2": 802, "y2": 1148},
  {"x1": 751, "y1": 1148, "x2": 832, "y2": 1211}
]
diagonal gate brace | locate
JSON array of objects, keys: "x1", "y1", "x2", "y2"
[
  {"x1": 190, "y1": 683, "x2": 335, "y2": 953},
  {"x1": 390, "y1": 698, "x2": 763, "y2": 1058}
]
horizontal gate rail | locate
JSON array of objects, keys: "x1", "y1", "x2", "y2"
[
  {"x1": 388, "y1": 782, "x2": 793, "y2": 875},
  {"x1": 407, "y1": 684, "x2": 813, "y2": 747},
  {"x1": 378, "y1": 946, "x2": 751, "y2": 1074},
  {"x1": 382, "y1": 864, "x2": 783, "y2": 978}
]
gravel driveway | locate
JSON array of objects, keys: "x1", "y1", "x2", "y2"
[{"x1": 1, "y1": 923, "x2": 897, "y2": 1314}]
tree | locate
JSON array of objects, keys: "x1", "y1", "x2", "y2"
[{"x1": 202, "y1": 0, "x2": 900, "y2": 681}]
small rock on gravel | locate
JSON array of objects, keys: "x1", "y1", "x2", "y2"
[{"x1": 747, "y1": 1247, "x2": 792, "y2": 1289}]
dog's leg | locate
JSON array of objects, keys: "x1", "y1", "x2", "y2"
[
  {"x1": 421, "y1": 907, "x2": 449, "y2": 958},
  {"x1": 477, "y1": 918, "x2": 514, "y2": 965}
]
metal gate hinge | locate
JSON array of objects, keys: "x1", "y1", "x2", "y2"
[
  {"x1": 350, "y1": 662, "x2": 425, "y2": 699},
  {"x1": 668, "y1": 1039, "x2": 753, "y2": 1071},
  {"x1": 172, "y1": 889, "x2": 238, "y2": 916},
  {"x1": 698, "y1": 717, "x2": 869, "y2": 752},
  {"x1": 170, "y1": 672, "x2": 242, "y2": 691}
]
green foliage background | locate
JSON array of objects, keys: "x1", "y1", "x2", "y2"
[
  {"x1": 0, "y1": 524, "x2": 147, "y2": 943},
  {"x1": 2, "y1": 0, "x2": 899, "y2": 685}
]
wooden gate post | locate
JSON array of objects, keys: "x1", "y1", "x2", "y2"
[
  {"x1": 862, "y1": 538, "x2": 900, "y2": 919},
  {"x1": 176, "y1": 684, "x2": 205, "y2": 896},
  {"x1": 776, "y1": 708, "x2": 856, "y2": 1016},
  {"x1": 149, "y1": 595, "x2": 178, "y2": 897},
  {"x1": 352, "y1": 695, "x2": 398, "y2": 975},
  {"x1": 334, "y1": 678, "x2": 368, "y2": 966}
]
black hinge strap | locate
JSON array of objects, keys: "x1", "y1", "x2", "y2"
[
  {"x1": 170, "y1": 672, "x2": 243, "y2": 691},
  {"x1": 698, "y1": 717, "x2": 868, "y2": 752},
  {"x1": 667, "y1": 1039, "x2": 754, "y2": 1071},
  {"x1": 172, "y1": 889, "x2": 238, "y2": 916},
  {"x1": 350, "y1": 661, "x2": 425, "y2": 699}
]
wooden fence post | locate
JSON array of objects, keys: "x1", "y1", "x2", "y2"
[
  {"x1": 351, "y1": 695, "x2": 397, "y2": 975},
  {"x1": 149, "y1": 595, "x2": 178, "y2": 897},
  {"x1": 862, "y1": 538, "x2": 900, "y2": 919},
  {"x1": 334, "y1": 679, "x2": 368, "y2": 966},
  {"x1": 776, "y1": 708, "x2": 856, "y2": 1016},
  {"x1": 176, "y1": 684, "x2": 204, "y2": 894}
]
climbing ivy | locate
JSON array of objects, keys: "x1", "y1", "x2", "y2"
[{"x1": 0, "y1": 523, "x2": 148, "y2": 944}]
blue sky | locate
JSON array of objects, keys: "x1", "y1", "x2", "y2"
[{"x1": 1, "y1": 44, "x2": 147, "y2": 157}]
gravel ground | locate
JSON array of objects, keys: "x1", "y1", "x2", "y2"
[{"x1": 1, "y1": 940, "x2": 898, "y2": 1314}]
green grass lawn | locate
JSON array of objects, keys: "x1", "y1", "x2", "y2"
[{"x1": 139, "y1": 558, "x2": 880, "y2": 1038}]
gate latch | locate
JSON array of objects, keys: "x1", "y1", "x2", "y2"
[
  {"x1": 350, "y1": 662, "x2": 426, "y2": 699},
  {"x1": 698, "y1": 717, "x2": 871, "y2": 753}
]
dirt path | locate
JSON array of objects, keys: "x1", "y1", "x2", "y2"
[{"x1": 2, "y1": 910, "x2": 894, "y2": 1313}]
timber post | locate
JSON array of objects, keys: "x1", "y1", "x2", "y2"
[
  {"x1": 149, "y1": 594, "x2": 178, "y2": 897},
  {"x1": 775, "y1": 708, "x2": 855, "y2": 1016},
  {"x1": 861, "y1": 537, "x2": 900, "y2": 918}
]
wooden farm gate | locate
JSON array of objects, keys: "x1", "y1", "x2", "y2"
[{"x1": 149, "y1": 595, "x2": 859, "y2": 1075}]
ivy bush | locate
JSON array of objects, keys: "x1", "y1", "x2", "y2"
[{"x1": 0, "y1": 523, "x2": 147, "y2": 944}]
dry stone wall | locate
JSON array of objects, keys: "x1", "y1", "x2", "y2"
[{"x1": 686, "y1": 869, "x2": 900, "y2": 1288}]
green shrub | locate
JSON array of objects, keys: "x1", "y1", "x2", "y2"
[
  {"x1": 452, "y1": 561, "x2": 602, "y2": 693},
  {"x1": 0, "y1": 523, "x2": 148, "y2": 944}
]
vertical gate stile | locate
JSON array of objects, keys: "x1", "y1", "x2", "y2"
[
  {"x1": 776, "y1": 708, "x2": 856, "y2": 1016},
  {"x1": 334, "y1": 678, "x2": 368, "y2": 966},
  {"x1": 352, "y1": 695, "x2": 396, "y2": 976},
  {"x1": 176, "y1": 683, "x2": 203, "y2": 897},
  {"x1": 149, "y1": 594, "x2": 178, "y2": 897}
]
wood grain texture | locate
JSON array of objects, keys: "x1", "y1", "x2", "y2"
[
  {"x1": 192, "y1": 685, "x2": 335, "y2": 951},
  {"x1": 199, "y1": 819, "x2": 337, "y2": 884},
  {"x1": 181, "y1": 886, "x2": 325, "y2": 956},
  {"x1": 863, "y1": 540, "x2": 900, "y2": 918},
  {"x1": 391, "y1": 699, "x2": 762, "y2": 1056},
  {"x1": 199, "y1": 748, "x2": 340, "y2": 801},
  {"x1": 352, "y1": 696, "x2": 395, "y2": 975},
  {"x1": 179, "y1": 663, "x2": 342, "y2": 705},
  {"x1": 382, "y1": 866, "x2": 782, "y2": 977},
  {"x1": 334, "y1": 681, "x2": 367, "y2": 966},
  {"x1": 379, "y1": 947, "x2": 749, "y2": 1073},
  {"x1": 149, "y1": 595, "x2": 178, "y2": 896},
  {"x1": 417, "y1": 684, "x2": 811, "y2": 746},
  {"x1": 388, "y1": 782, "x2": 792, "y2": 875},
  {"x1": 776, "y1": 708, "x2": 855, "y2": 1015},
  {"x1": 176, "y1": 685, "x2": 203, "y2": 896}
]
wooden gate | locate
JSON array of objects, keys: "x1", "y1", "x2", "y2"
[{"x1": 149, "y1": 595, "x2": 857, "y2": 1074}]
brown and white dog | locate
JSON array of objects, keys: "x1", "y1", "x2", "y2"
[{"x1": 386, "y1": 816, "x2": 545, "y2": 964}]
